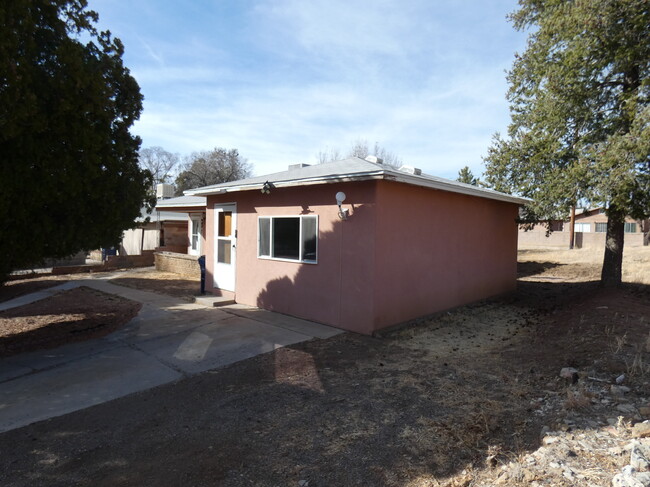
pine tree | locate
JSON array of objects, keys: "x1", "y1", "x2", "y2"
[
  {"x1": 457, "y1": 166, "x2": 479, "y2": 186},
  {"x1": 484, "y1": 0, "x2": 650, "y2": 286},
  {"x1": 0, "y1": 0, "x2": 152, "y2": 282}
]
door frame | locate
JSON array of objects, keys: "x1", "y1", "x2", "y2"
[
  {"x1": 188, "y1": 214, "x2": 202, "y2": 256},
  {"x1": 213, "y1": 203, "x2": 237, "y2": 292}
]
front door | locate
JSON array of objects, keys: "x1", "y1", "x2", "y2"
[{"x1": 214, "y1": 204, "x2": 236, "y2": 291}]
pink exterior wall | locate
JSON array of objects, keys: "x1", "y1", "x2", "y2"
[
  {"x1": 373, "y1": 180, "x2": 519, "y2": 330},
  {"x1": 205, "y1": 179, "x2": 520, "y2": 334},
  {"x1": 206, "y1": 182, "x2": 378, "y2": 333}
]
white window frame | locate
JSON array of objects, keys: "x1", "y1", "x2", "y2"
[
  {"x1": 257, "y1": 215, "x2": 318, "y2": 264},
  {"x1": 574, "y1": 222, "x2": 591, "y2": 233},
  {"x1": 189, "y1": 215, "x2": 202, "y2": 255}
]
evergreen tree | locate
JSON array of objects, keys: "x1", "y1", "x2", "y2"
[
  {"x1": 0, "y1": 0, "x2": 151, "y2": 282},
  {"x1": 457, "y1": 166, "x2": 479, "y2": 186},
  {"x1": 484, "y1": 0, "x2": 650, "y2": 286}
]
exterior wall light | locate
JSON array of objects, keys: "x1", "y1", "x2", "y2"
[
  {"x1": 336, "y1": 191, "x2": 349, "y2": 220},
  {"x1": 261, "y1": 181, "x2": 274, "y2": 194}
]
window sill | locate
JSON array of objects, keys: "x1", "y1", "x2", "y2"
[{"x1": 258, "y1": 256, "x2": 317, "y2": 265}]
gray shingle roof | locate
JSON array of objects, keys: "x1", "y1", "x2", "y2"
[
  {"x1": 184, "y1": 157, "x2": 529, "y2": 205},
  {"x1": 154, "y1": 195, "x2": 206, "y2": 209}
]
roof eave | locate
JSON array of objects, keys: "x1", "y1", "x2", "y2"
[
  {"x1": 155, "y1": 202, "x2": 207, "y2": 209},
  {"x1": 387, "y1": 172, "x2": 531, "y2": 205},
  {"x1": 186, "y1": 172, "x2": 386, "y2": 196},
  {"x1": 186, "y1": 170, "x2": 530, "y2": 205}
]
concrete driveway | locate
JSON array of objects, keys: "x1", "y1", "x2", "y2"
[{"x1": 0, "y1": 277, "x2": 341, "y2": 433}]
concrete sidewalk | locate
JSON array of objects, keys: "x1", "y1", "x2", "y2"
[{"x1": 0, "y1": 276, "x2": 342, "y2": 433}]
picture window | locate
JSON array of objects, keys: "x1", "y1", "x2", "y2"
[{"x1": 258, "y1": 216, "x2": 318, "y2": 263}]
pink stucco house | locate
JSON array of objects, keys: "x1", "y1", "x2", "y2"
[{"x1": 174, "y1": 157, "x2": 527, "y2": 335}]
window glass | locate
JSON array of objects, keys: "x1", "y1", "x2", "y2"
[
  {"x1": 301, "y1": 216, "x2": 317, "y2": 262},
  {"x1": 258, "y1": 216, "x2": 318, "y2": 263},
  {"x1": 191, "y1": 219, "x2": 200, "y2": 250},
  {"x1": 272, "y1": 218, "x2": 300, "y2": 260},
  {"x1": 258, "y1": 218, "x2": 270, "y2": 256},
  {"x1": 595, "y1": 223, "x2": 607, "y2": 233},
  {"x1": 217, "y1": 239, "x2": 231, "y2": 264},
  {"x1": 625, "y1": 222, "x2": 637, "y2": 233},
  {"x1": 218, "y1": 211, "x2": 232, "y2": 237}
]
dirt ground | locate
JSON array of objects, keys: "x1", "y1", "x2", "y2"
[
  {"x1": 109, "y1": 269, "x2": 201, "y2": 301},
  {"x1": 0, "y1": 268, "x2": 196, "y2": 358},
  {"x1": 0, "y1": 286, "x2": 141, "y2": 357},
  {"x1": 1, "y1": 249, "x2": 650, "y2": 486},
  {"x1": 0, "y1": 275, "x2": 70, "y2": 304}
]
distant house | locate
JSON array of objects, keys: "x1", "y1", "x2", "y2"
[
  {"x1": 153, "y1": 194, "x2": 207, "y2": 255},
  {"x1": 151, "y1": 194, "x2": 207, "y2": 276},
  {"x1": 117, "y1": 207, "x2": 189, "y2": 256},
  {"x1": 115, "y1": 185, "x2": 190, "y2": 256},
  {"x1": 172, "y1": 156, "x2": 527, "y2": 334},
  {"x1": 571, "y1": 208, "x2": 646, "y2": 235},
  {"x1": 518, "y1": 207, "x2": 649, "y2": 248}
]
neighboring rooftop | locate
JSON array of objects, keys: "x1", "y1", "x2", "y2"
[
  {"x1": 184, "y1": 157, "x2": 530, "y2": 205},
  {"x1": 154, "y1": 195, "x2": 207, "y2": 210},
  {"x1": 136, "y1": 206, "x2": 189, "y2": 223}
]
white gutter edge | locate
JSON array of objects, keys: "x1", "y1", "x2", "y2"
[
  {"x1": 154, "y1": 202, "x2": 207, "y2": 209},
  {"x1": 388, "y1": 172, "x2": 532, "y2": 205},
  {"x1": 184, "y1": 172, "x2": 386, "y2": 196},
  {"x1": 186, "y1": 171, "x2": 531, "y2": 205}
]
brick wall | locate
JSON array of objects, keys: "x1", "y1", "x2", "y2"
[
  {"x1": 156, "y1": 245, "x2": 187, "y2": 254},
  {"x1": 162, "y1": 222, "x2": 188, "y2": 248},
  {"x1": 43, "y1": 251, "x2": 87, "y2": 267},
  {"x1": 105, "y1": 251, "x2": 154, "y2": 268},
  {"x1": 519, "y1": 230, "x2": 645, "y2": 248},
  {"x1": 154, "y1": 251, "x2": 200, "y2": 278}
]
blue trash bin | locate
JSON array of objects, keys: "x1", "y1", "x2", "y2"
[
  {"x1": 101, "y1": 247, "x2": 117, "y2": 262},
  {"x1": 198, "y1": 255, "x2": 206, "y2": 294}
]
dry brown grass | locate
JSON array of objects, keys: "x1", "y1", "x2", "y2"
[{"x1": 518, "y1": 245, "x2": 650, "y2": 284}]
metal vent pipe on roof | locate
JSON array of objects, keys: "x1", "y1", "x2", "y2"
[
  {"x1": 365, "y1": 155, "x2": 383, "y2": 164},
  {"x1": 288, "y1": 163, "x2": 311, "y2": 170},
  {"x1": 398, "y1": 165, "x2": 422, "y2": 176}
]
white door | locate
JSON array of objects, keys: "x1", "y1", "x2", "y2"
[
  {"x1": 189, "y1": 216, "x2": 202, "y2": 256},
  {"x1": 214, "y1": 204, "x2": 236, "y2": 291}
]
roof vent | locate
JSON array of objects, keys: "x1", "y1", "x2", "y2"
[
  {"x1": 365, "y1": 155, "x2": 383, "y2": 164},
  {"x1": 288, "y1": 163, "x2": 311, "y2": 170},
  {"x1": 156, "y1": 183, "x2": 175, "y2": 199},
  {"x1": 399, "y1": 165, "x2": 422, "y2": 176}
]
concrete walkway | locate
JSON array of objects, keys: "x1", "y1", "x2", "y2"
[{"x1": 0, "y1": 274, "x2": 342, "y2": 433}]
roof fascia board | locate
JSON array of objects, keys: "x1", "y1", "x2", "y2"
[
  {"x1": 186, "y1": 172, "x2": 386, "y2": 196},
  {"x1": 155, "y1": 202, "x2": 207, "y2": 209},
  {"x1": 187, "y1": 170, "x2": 530, "y2": 205},
  {"x1": 387, "y1": 171, "x2": 531, "y2": 205}
]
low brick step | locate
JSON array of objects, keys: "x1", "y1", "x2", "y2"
[{"x1": 194, "y1": 295, "x2": 236, "y2": 307}]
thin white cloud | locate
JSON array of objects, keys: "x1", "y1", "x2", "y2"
[{"x1": 97, "y1": 0, "x2": 525, "y2": 180}]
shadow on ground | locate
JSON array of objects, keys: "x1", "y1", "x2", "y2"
[
  {"x1": 0, "y1": 287, "x2": 140, "y2": 357},
  {"x1": 517, "y1": 260, "x2": 564, "y2": 277},
  {"x1": 0, "y1": 278, "x2": 67, "y2": 304},
  {"x1": 1, "y1": 278, "x2": 649, "y2": 486}
]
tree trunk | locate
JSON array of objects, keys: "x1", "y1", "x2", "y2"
[
  {"x1": 601, "y1": 207, "x2": 625, "y2": 287},
  {"x1": 569, "y1": 205, "x2": 576, "y2": 249}
]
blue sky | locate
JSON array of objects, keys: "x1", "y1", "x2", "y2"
[{"x1": 91, "y1": 0, "x2": 527, "y2": 179}]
